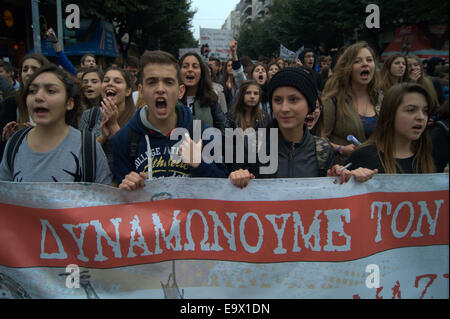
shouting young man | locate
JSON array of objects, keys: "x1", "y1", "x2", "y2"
[{"x1": 113, "y1": 50, "x2": 228, "y2": 190}]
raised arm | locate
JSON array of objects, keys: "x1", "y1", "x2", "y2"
[
  {"x1": 229, "y1": 39, "x2": 246, "y2": 88},
  {"x1": 46, "y1": 28, "x2": 77, "y2": 76}
]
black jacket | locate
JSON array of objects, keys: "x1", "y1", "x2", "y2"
[
  {"x1": 231, "y1": 120, "x2": 335, "y2": 178},
  {"x1": 429, "y1": 119, "x2": 449, "y2": 172},
  {"x1": 209, "y1": 102, "x2": 227, "y2": 135}
]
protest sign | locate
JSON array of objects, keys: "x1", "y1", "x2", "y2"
[
  {"x1": 280, "y1": 44, "x2": 304, "y2": 61},
  {"x1": 0, "y1": 175, "x2": 448, "y2": 299},
  {"x1": 199, "y1": 28, "x2": 233, "y2": 61}
]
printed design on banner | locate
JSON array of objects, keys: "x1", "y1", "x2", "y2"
[
  {"x1": 20, "y1": 194, "x2": 446, "y2": 268},
  {"x1": 58, "y1": 269, "x2": 99, "y2": 299},
  {"x1": 161, "y1": 261, "x2": 184, "y2": 299},
  {"x1": 0, "y1": 176, "x2": 448, "y2": 299},
  {"x1": 153, "y1": 192, "x2": 184, "y2": 299},
  {"x1": 0, "y1": 272, "x2": 32, "y2": 299}
]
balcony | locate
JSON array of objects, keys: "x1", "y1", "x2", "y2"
[
  {"x1": 257, "y1": 5, "x2": 265, "y2": 15},
  {"x1": 241, "y1": 15, "x2": 252, "y2": 25},
  {"x1": 243, "y1": 4, "x2": 252, "y2": 15}
]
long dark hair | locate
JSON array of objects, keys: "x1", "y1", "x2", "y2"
[
  {"x1": 221, "y1": 59, "x2": 237, "y2": 91},
  {"x1": 380, "y1": 53, "x2": 409, "y2": 92},
  {"x1": 179, "y1": 52, "x2": 218, "y2": 107},
  {"x1": 103, "y1": 66, "x2": 136, "y2": 127},
  {"x1": 21, "y1": 63, "x2": 82, "y2": 128},
  {"x1": 232, "y1": 80, "x2": 264, "y2": 130},
  {"x1": 364, "y1": 82, "x2": 435, "y2": 173},
  {"x1": 250, "y1": 63, "x2": 268, "y2": 84},
  {"x1": 17, "y1": 54, "x2": 51, "y2": 126},
  {"x1": 81, "y1": 68, "x2": 104, "y2": 109},
  {"x1": 310, "y1": 96, "x2": 325, "y2": 138},
  {"x1": 250, "y1": 63, "x2": 269, "y2": 104}
]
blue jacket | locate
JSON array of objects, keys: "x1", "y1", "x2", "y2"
[
  {"x1": 56, "y1": 51, "x2": 77, "y2": 76},
  {"x1": 113, "y1": 104, "x2": 228, "y2": 183}
]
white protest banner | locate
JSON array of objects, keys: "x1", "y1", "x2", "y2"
[
  {"x1": 200, "y1": 28, "x2": 233, "y2": 61},
  {"x1": 280, "y1": 44, "x2": 304, "y2": 61},
  {"x1": 295, "y1": 45, "x2": 305, "y2": 61},
  {"x1": 0, "y1": 174, "x2": 448, "y2": 299},
  {"x1": 280, "y1": 44, "x2": 296, "y2": 61}
]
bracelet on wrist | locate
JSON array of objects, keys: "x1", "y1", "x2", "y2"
[{"x1": 336, "y1": 146, "x2": 342, "y2": 155}]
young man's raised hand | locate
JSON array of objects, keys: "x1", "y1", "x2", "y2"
[{"x1": 178, "y1": 133, "x2": 202, "y2": 168}]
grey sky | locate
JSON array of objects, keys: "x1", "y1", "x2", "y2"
[{"x1": 190, "y1": 0, "x2": 240, "y2": 40}]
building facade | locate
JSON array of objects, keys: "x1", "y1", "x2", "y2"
[{"x1": 222, "y1": 0, "x2": 274, "y2": 39}]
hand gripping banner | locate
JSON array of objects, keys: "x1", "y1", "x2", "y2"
[{"x1": 0, "y1": 174, "x2": 448, "y2": 299}]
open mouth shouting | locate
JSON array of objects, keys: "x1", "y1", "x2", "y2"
[
  {"x1": 254, "y1": 71, "x2": 266, "y2": 84},
  {"x1": 360, "y1": 70, "x2": 371, "y2": 81},
  {"x1": 305, "y1": 114, "x2": 314, "y2": 123},
  {"x1": 33, "y1": 106, "x2": 50, "y2": 118},
  {"x1": 105, "y1": 89, "x2": 116, "y2": 97},
  {"x1": 104, "y1": 88, "x2": 118, "y2": 102},
  {"x1": 154, "y1": 97, "x2": 168, "y2": 115},
  {"x1": 305, "y1": 114, "x2": 317, "y2": 128},
  {"x1": 184, "y1": 74, "x2": 197, "y2": 86}
]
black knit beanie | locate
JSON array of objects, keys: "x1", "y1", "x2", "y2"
[{"x1": 267, "y1": 67, "x2": 318, "y2": 113}]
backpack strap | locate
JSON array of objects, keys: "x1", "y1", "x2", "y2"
[
  {"x1": 6, "y1": 127, "x2": 33, "y2": 173},
  {"x1": 81, "y1": 129, "x2": 96, "y2": 183},
  {"x1": 128, "y1": 127, "x2": 141, "y2": 159},
  {"x1": 88, "y1": 107, "x2": 100, "y2": 131},
  {"x1": 313, "y1": 136, "x2": 330, "y2": 177}
]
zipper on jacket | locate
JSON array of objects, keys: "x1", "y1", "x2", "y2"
[{"x1": 289, "y1": 142, "x2": 295, "y2": 177}]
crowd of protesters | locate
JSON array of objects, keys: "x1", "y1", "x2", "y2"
[{"x1": 0, "y1": 28, "x2": 448, "y2": 190}]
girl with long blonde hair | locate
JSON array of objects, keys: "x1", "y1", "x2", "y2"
[{"x1": 321, "y1": 41, "x2": 383, "y2": 164}]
